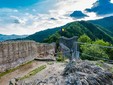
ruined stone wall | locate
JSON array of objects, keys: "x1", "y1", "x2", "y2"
[
  {"x1": 0, "y1": 41, "x2": 56, "y2": 72},
  {"x1": 36, "y1": 43, "x2": 56, "y2": 60}
]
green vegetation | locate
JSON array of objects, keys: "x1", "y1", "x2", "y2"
[
  {"x1": 110, "y1": 68, "x2": 113, "y2": 73},
  {"x1": 0, "y1": 61, "x2": 33, "y2": 78},
  {"x1": 95, "y1": 60, "x2": 104, "y2": 67},
  {"x1": 78, "y1": 34, "x2": 113, "y2": 60},
  {"x1": 90, "y1": 16, "x2": 113, "y2": 35},
  {"x1": 41, "y1": 20, "x2": 113, "y2": 61},
  {"x1": 14, "y1": 21, "x2": 113, "y2": 43},
  {"x1": 40, "y1": 21, "x2": 113, "y2": 61},
  {"x1": 56, "y1": 52, "x2": 65, "y2": 62},
  {"x1": 78, "y1": 34, "x2": 92, "y2": 43},
  {"x1": 47, "y1": 62, "x2": 54, "y2": 65},
  {"x1": 44, "y1": 21, "x2": 113, "y2": 43},
  {"x1": 25, "y1": 27, "x2": 61, "y2": 42},
  {"x1": 81, "y1": 45, "x2": 109, "y2": 60},
  {"x1": 44, "y1": 32, "x2": 61, "y2": 43},
  {"x1": 19, "y1": 65, "x2": 46, "y2": 80}
]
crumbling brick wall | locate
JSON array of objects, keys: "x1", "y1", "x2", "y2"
[{"x1": 0, "y1": 41, "x2": 56, "y2": 73}]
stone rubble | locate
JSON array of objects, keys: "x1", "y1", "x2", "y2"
[{"x1": 63, "y1": 60, "x2": 113, "y2": 85}]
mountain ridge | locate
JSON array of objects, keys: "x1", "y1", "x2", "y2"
[
  {"x1": 43, "y1": 21, "x2": 113, "y2": 43},
  {"x1": 0, "y1": 34, "x2": 28, "y2": 41},
  {"x1": 89, "y1": 16, "x2": 113, "y2": 32}
]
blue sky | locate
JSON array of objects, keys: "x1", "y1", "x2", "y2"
[
  {"x1": 0, "y1": 0, "x2": 113, "y2": 35},
  {"x1": 0, "y1": 0, "x2": 40, "y2": 8}
]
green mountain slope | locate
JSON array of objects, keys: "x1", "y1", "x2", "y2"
[
  {"x1": 43, "y1": 21, "x2": 113, "y2": 43},
  {"x1": 24, "y1": 27, "x2": 62, "y2": 42},
  {"x1": 89, "y1": 16, "x2": 113, "y2": 36}
]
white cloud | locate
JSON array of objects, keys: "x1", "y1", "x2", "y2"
[
  {"x1": 111, "y1": 0, "x2": 113, "y2": 3},
  {"x1": 0, "y1": 8, "x2": 18, "y2": 13},
  {"x1": 0, "y1": 0, "x2": 103, "y2": 35}
]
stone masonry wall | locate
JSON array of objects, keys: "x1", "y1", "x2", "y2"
[
  {"x1": 36, "y1": 43, "x2": 56, "y2": 59},
  {"x1": 0, "y1": 41, "x2": 56, "y2": 73}
]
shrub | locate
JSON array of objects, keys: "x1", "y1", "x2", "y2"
[
  {"x1": 78, "y1": 34, "x2": 92, "y2": 43},
  {"x1": 81, "y1": 44, "x2": 109, "y2": 60},
  {"x1": 56, "y1": 52, "x2": 65, "y2": 62}
]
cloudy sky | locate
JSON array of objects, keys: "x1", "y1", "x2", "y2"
[{"x1": 0, "y1": 0, "x2": 113, "y2": 35}]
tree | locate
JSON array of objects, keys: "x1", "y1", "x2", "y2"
[
  {"x1": 81, "y1": 44, "x2": 109, "y2": 60},
  {"x1": 94, "y1": 39, "x2": 110, "y2": 46},
  {"x1": 93, "y1": 39, "x2": 113, "y2": 60},
  {"x1": 78, "y1": 36, "x2": 110, "y2": 60},
  {"x1": 78, "y1": 34, "x2": 92, "y2": 43}
]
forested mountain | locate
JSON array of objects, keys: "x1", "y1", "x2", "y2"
[
  {"x1": 16, "y1": 20, "x2": 113, "y2": 43},
  {"x1": 43, "y1": 21, "x2": 113, "y2": 43},
  {"x1": 0, "y1": 34, "x2": 28, "y2": 41},
  {"x1": 24, "y1": 27, "x2": 62, "y2": 42},
  {"x1": 89, "y1": 16, "x2": 113, "y2": 35}
]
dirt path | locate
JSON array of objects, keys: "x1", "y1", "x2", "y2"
[{"x1": 0, "y1": 61, "x2": 47, "y2": 85}]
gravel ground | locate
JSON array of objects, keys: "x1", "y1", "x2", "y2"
[
  {"x1": 17, "y1": 60, "x2": 113, "y2": 85},
  {"x1": 1, "y1": 60, "x2": 113, "y2": 85},
  {"x1": 19, "y1": 62, "x2": 66, "y2": 85}
]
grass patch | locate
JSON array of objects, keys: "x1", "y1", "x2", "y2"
[
  {"x1": 19, "y1": 65, "x2": 46, "y2": 80},
  {"x1": 56, "y1": 52, "x2": 68, "y2": 62},
  {"x1": 0, "y1": 61, "x2": 33, "y2": 78},
  {"x1": 95, "y1": 60, "x2": 104, "y2": 67},
  {"x1": 56, "y1": 52, "x2": 64, "y2": 62},
  {"x1": 110, "y1": 68, "x2": 113, "y2": 73},
  {"x1": 96, "y1": 62, "x2": 103, "y2": 67},
  {"x1": 47, "y1": 62, "x2": 54, "y2": 65}
]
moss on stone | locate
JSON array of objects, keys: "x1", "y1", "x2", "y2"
[
  {"x1": 19, "y1": 65, "x2": 46, "y2": 80},
  {"x1": 0, "y1": 61, "x2": 33, "y2": 78}
]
